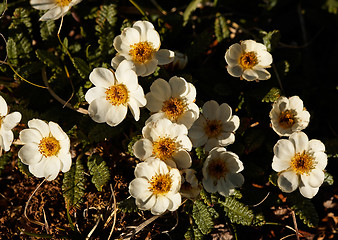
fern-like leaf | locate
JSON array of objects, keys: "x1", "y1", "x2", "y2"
[
  {"x1": 35, "y1": 49, "x2": 61, "y2": 68},
  {"x1": 262, "y1": 87, "x2": 281, "y2": 103},
  {"x1": 72, "y1": 57, "x2": 91, "y2": 79},
  {"x1": 40, "y1": 20, "x2": 56, "y2": 41},
  {"x1": 87, "y1": 154, "x2": 111, "y2": 191},
  {"x1": 192, "y1": 200, "x2": 214, "y2": 235},
  {"x1": 118, "y1": 198, "x2": 138, "y2": 213},
  {"x1": 214, "y1": 13, "x2": 229, "y2": 42},
  {"x1": 183, "y1": 0, "x2": 202, "y2": 26}
]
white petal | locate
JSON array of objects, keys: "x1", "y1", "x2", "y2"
[
  {"x1": 242, "y1": 40, "x2": 265, "y2": 52},
  {"x1": 134, "y1": 62, "x2": 147, "y2": 76},
  {"x1": 151, "y1": 196, "x2": 169, "y2": 215},
  {"x1": 128, "y1": 98, "x2": 140, "y2": 121},
  {"x1": 136, "y1": 194, "x2": 156, "y2": 210},
  {"x1": 202, "y1": 100, "x2": 220, "y2": 120},
  {"x1": 18, "y1": 143, "x2": 42, "y2": 165},
  {"x1": 176, "y1": 135, "x2": 192, "y2": 150},
  {"x1": 59, "y1": 153, "x2": 72, "y2": 172},
  {"x1": 147, "y1": 29, "x2": 161, "y2": 49},
  {"x1": 133, "y1": 20, "x2": 154, "y2": 41},
  {"x1": 146, "y1": 94, "x2": 163, "y2": 112},
  {"x1": 289, "y1": 132, "x2": 309, "y2": 153},
  {"x1": 218, "y1": 133, "x2": 235, "y2": 147},
  {"x1": 105, "y1": 105, "x2": 128, "y2": 127},
  {"x1": 242, "y1": 69, "x2": 259, "y2": 81},
  {"x1": 141, "y1": 59, "x2": 158, "y2": 77},
  {"x1": 49, "y1": 122, "x2": 67, "y2": 141},
  {"x1": 0, "y1": 130, "x2": 13, "y2": 152},
  {"x1": 133, "y1": 86, "x2": 147, "y2": 107},
  {"x1": 133, "y1": 139, "x2": 153, "y2": 160},
  {"x1": 225, "y1": 43, "x2": 242, "y2": 63},
  {"x1": 169, "y1": 76, "x2": 189, "y2": 98},
  {"x1": 43, "y1": 156, "x2": 61, "y2": 181},
  {"x1": 277, "y1": 170, "x2": 299, "y2": 193},
  {"x1": 30, "y1": 0, "x2": 56, "y2": 10},
  {"x1": 2, "y1": 112, "x2": 21, "y2": 131},
  {"x1": 308, "y1": 139, "x2": 325, "y2": 153},
  {"x1": 154, "y1": 49, "x2": 175, "y2": 65},
  {"x1": 89, "y1": 68, "x2": 115, "y2": 88},
  {"x1": 85, "y1": 87, "x2": 107, "y2": 104},
  {"x1": 19, "y1": 129, "x2": 42, "y2": 144},
  {"x1": 40, "y1": 6, "x2": 65, "y2": 21},
  {"x1": 134, "y1": 161, "x2": 155, "y2": 180},
  {"x1": 217, "y1": 178, "x2": 232, "y2": 197},
  {"x1": 120, "y1": 27, "x2": 140, "y2": 46},
  {"x1": 299, "y1": 183, "x2": 319, "y2": 199},
  {"x1": 177, "y1": 110, "x2": 197, "y2": 129},
  {"x1": 111, "y1": 55, "x2": 126, "y2": 70},
  {"x1": 167, "y1": 193, "x2": 181, "y2": 211},
  {"x1": 0, "y1": 95, "x2": 8, "y2": 116},
  {"x1": 227, "y1": 173, "x2": 244, "y2": 187},
  {"x1": 301, "y1": 169, "x2": 324, "y2": 188},
  {"x1": 258, "y1": 51, "x2": 273, "y2": 66},
  {"x1": 88, "y1": 97, "x2": 111, "y2": 123},
  {"x1": 273, "y1": 139, "x2": 295, "y2": 160},
  {"x1": 149, "y1": 78, "x2": 171, "y2": 102},
  {"x1": 288, "y1": 96, "x2": 303, "y2": 113},
  {"x1": 227, "y1": 65, "x2": 243, "y2": 77},
  {"x1": 223, "y1": 115, "x2": 240, "y2": 132},
  {"x1": 115, "y1": 60, "x2": 137, "y2": 85},
  {"x1": 172, "y1": 150, "x2": 192, "y2": 169},
  {"x1": 313, "y1": 152, "x2": 328, "y2": 170},
  {"x1": 28, "y1": 158, "x2": 47, "y2": 178},
  {"x1": 253, "y1": 67, "x2": 271, "y2": 80},
  {"x1": 28, "y1": 119, "x2": 50, "y2": 137},
  {"x1": 272, "y1": 156, "x2": 290, "y2": 172},
  {"x1": 129, "y1": 178, "x2": 152, "y2": 199},
  {"x1": 218, "y1": 103, "x2": 232, "y2": 122},
  {"x1": 204, "y1": 138, "x2": 219, "y2": 152},
  {"x1": 202, "y1": 177, "x2": 217, "y2": 193}
]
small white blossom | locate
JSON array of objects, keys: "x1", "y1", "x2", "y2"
[
  {"x1": 180, "y1": 169, "x2": 200, "y2": 199},
  {"x1": 145, "y1": 76, "x2": 199, "y2": 129},
  {"x1": 272, "y1": 132, "x2": 327, "y2": 199},
  {"x1": 270, "y1": 96, "x2": 310, "y2": 137},
  {"x1": 30, "y1": 0, "x2": 82, "y2": 21},
  {"x1": 18, "y1": 119, "x2": 71, "y2": 181},
  {"x1": 133, "y1": 118, "x2": 192, "y2": 169},
  {"x1": 225, "y1": 40, "x2": 273, "y2": 81},
  {"x1": 112, "y1": 20, "x2": 174, "y2": 77},
  {"x1": 189, "y1": 100, "x2": 239, "y2": 152},
  {"x1": 129, "y1": 158, "x2": 181, "y2": 215},
  {"x1": 0, "y1": 95, "x2": 21, "y2": 152},
  {"x1": 85, "y1": 60, "x2": 146, "y2": 127},
  {"x1": 202, "y1": 147, "x2": 244, "y2": 197}
]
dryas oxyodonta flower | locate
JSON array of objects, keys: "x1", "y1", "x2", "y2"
[
  {"x1": 145, "y1": 76, "x2": 199, "y2": 130},
  {"x1": 133, "y1": 118, "x2": 192, "y2": 169},
  {"x1": 85, "y1": 60, "x2": 146, "y2": 127},
  {"x1": 202, "y1": 147, "x2": 244, "y2": 197},
  {"x1": 0, "y1": 95, "x2": 21, "y2": 152},
  {"x1": 188, "y1": 100, "x2": 240, "y2": 152},
  {"x1": 112, "y1": 20, "x2": 174, "y2": 77},
  {"x1": 30, "y1": 0, "x2": 82, "y2": 21},
  {"x1": 129, "y1": 158, "x2": 182, "y2": 215},
  {"x1": 18, "y1": 119, "x2": 71, "y2": 181},
  {"x1": 225, "y1": 40, "x2": 273, "y2": 81},
  {"x1": 272, "y1": 131, "x2": 327, "y2": 199},
  {"x1": 269, "y1": 96, "x2": 310, "y2": 137}
]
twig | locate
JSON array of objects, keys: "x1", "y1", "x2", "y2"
[
  {"x1": 42, "y1": 208, "x2": 50, "y2": 234},
  {"x1": 86, "y1": 217, "x2": 101, "y2": 240},
  {"x1": 106, "y1": 184, "x2": 117, "y2": 240},
  {"x1": 280, "y1": 233, "x2": 297, "y2": 240},
  {"x1": 251, "y1": 192, "x2": 270, "y2": 207},
  {"x1": 291, "y1": 210, "x2": 300, "y2": 240}
]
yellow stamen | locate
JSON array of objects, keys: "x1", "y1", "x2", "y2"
[
  {"x1": 278, "y1": 110, "x2": 296, "y2": 129},
  {"x1": 290, "y1": 151, "x2": 315, "y2": 175},
  {"x1": 56, "y1": 0, "x2": 72, "y2": 7},
  {"x1": 105, "y1": 84, "x2": 129, "y2": 106},
  {"x1": 149, "y1": 173, "x2": 173, "y2": 195},
  {"x1": 204, "y1": 120, "x2": 223, "y2": 138},
  {"x1": 38, "y1": 136, "x2": 61, "y2": 157},
  {"x1": 239, "y1": 51, "x2": 258, "y2": 69},
  {"x1": 129, "y1": 41, "x2": 155, "y2": 63},
  {"x1": 152, "y1": 137, "x2": 177, "y2": 161},
  {"x1": 208, "y1": 158, "x2": 228, "y2": 179},
  {"x1": 162, "y1": 97, "x2": 186, "y2": 121}
]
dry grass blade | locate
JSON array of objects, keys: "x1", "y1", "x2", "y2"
[
  {"x1": 122, "y1": 214, "x2": 163, "y2": 239},
  {"x1": 106, "y1": 184, "x2": 117, "y2": 240}
]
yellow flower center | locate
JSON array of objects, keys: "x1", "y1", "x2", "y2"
[
  {"x1": 149, "y1": 173, "x2": 173, "y2": 195},
  {"x1": 105, "y1": 84, "x2": 129, "y2": 106},
  {"x1": 56, "y1": 0, "x2": 72, "y2": 7},
  {"x1": 278, "y1": 110, "x2": 296, "y2": 129},
  {"x1": 207, "y1": 158, "x2": 228, "y2": 179},
  {"x1": 239, "y1": 51, "x2": 258, "y2": 69},
  {"x1": 152, "y1": 137, "x2": 177, "y2": 161},
  {"x1": 290, "y1": 151, "x2": 316, "y2": 175},
  {"x1": 129, "y1": 41, "x2": 155, "y2": 63},
  {"x1": 161, "y1": 97, "x2": 187, "y2": 121},
  {"x1": 204, "y1": 120, "x2": 223, "y2": 138},
  {"x1": 38, "y1": 136, "x2": 61, "y2": 157}
]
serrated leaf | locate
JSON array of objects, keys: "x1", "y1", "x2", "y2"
[
  {"x1": 218, "y1": 197, "x2": 262, "y2": 226},
  {"x1": 40, "y1": 20, "x2": 56, "y2": 41},
  {"x1": 288, "y1": 192, "x2": 319, "y2": 228},
  {"x1": 215, "y1": 13, "x2": 229, "y2": 42},
  {"x1": 36, "y1": 49, "x2": 61, "y2": 68},
  {"x1": 195, "y1": 147, "x2": 207, "y2": 161},
  {"x1": 324, "y1": 172, "x2": 334, "y2": 185},
  {"x1": 183, "y1": 0, "x2": 202, "y2": 26},
  {"x1": 62, "y1": 159, "x2": 86, "y2": 209},
  {"x1": 192, "y1": 200, "x2": 214, "y2": 235},
  {"x1": 184, "y1": 224, "x2": 204, "y2": 240},
  {"x1": 87, "y1": 154, "x2": 111, "y2": 191},
  {"x1": 6, "y1": 38, "x2": 18, "y2": 65},
  {"x1": 72, "y1": 57, "x2": 91, "y2": 79},
  {"x1": 10, "y1": 8, "x2": 32, "y2": 33},
  {"x1": 118, "y1": 198, "x2": 138, "y2": 213},
  {"x1": 262, "y1": 87, "x2": 281, "y2": 103},
  {"x1": 261, "y1": 30, "x2": 280, "y2": 52}
]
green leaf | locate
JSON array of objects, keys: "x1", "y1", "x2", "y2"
[
  {"x1": 288, "y1": 192, "x2": 319, "y2": 228},
  {"x1": 183, "y1": 0, "x2": 202, "y2": 26},
  {"x1": 324, "y1": 172, "x2": 334, "y2": 185},
  {"x1": 218, "y1": 197, "x2": 263, "y2": 226},
  {"x1": 6, "y1": 38, "x2": 18, "y2": 65},
  {"x1": 87, "y1": 154, "x2": 111, "y2": 191},
  {"x1": 214, "y1": 13, "x2": 229, "y2": 42},
  {"x1": 0, "y1": 152, "x2": 12, "y2": 176},
  {"x1": 192, "y1": 200, "x2": 214, "y2": 235},
  {"x1": 17, "y1": 158, "x2": 33, "y2": 177},
  {"x1": 118, "y1": 198, "x2": 138, "y2": 213},
  {"x1": 184, "y1": 224, "x2": 204, "y2": 240},
  {"x1": 127, "y1": 135, "x2": 142, "y2": 156},
  {"x1": 35, "y1": 49, "x2": 61, "y2": 68},
  {"x1": 62, "y1": 158, "x2": 86, "y2": 209},
  {"x1": 269, "y1": 172, "x2": 278, "y2": 186},
  {"x1": 72, "y1": 57, "x2": 91, "y2": 79},
  {"x1": 195, "y1": 147, "x2": 207, "y2": 161},
  {"x1": 324, "y1": 0, "x2": 338, "y2": 14},
  {"x1": 261, "y1": 30, "x2": 280, "y2": 52},
  {"x1": 88, "y1": 123, "x2": 121, "y2": 143},
  {"x1": 262, "y1": 87, "x2": 281, "y2": 103},
  {"x1": 40, "y1": 20, "x2": 56, "y2": 41},
  {"x1": 9, "y1": 8, "x2": 32, "y2": 33}
]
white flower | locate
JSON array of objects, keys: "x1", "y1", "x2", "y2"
[
  {"x1": 18, "y1": 119, "x2": 71, "y2": 181},
  {"x1": 202, "y1": 147, "x2": 244, "y2": 197},
  {"x1": 145, "y1": 76, "x2": 199, "y2": 129},
  {"x1": 0, "y1": 95, "x2": 21, "y2": 152},
  {"x1": 133, "y1": 118, "x2": 192, "y2": 169},
  {"x1": 112, "y1": 20, "x2": 174, "y2": 77},
  {"x1": 269, "y1": 96, "x2": 310, "y2": 137},
  {"x1": 180, "y1": 169, "x2": 200, "y2": 199},
  {"x1": 129, "y1": 158, "x2": 181, "y2": 215},
  {"x1": 165, "y1": 51, "x2": 188, "y2": 71},
  {"x1": 85, "y1": 60, "x2": 147, "y2": 127},
  {"x1": 189, "y1": 100, "x2": 239, "y2": 152},
  {"x1": 225, "y1": 40, "x2": 273, "y2": 81},
  {"x1": 272, "y1": 132, "x2": 327, "y2": 199},
  {"x1": 30, "y1": 0, "x2": 82, "y2": 21}
]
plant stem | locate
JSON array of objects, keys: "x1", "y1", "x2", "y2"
[{"x1": 129, "y1": 0, "x2": 148, "y2": 20}]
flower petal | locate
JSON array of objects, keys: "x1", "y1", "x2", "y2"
[
  {"x1": 272, "y1": 156, "x2": 290, "y2": 172},
  {"x1": 273, "y1": 139, "x2": 295, "y2": 161},
  {"x1": 49, "y1": 122, "x2": 68, "y2": 141},
  {"x1": 88, "y1": 97, "x2": 111, "y2": 123},
  {"x1": 167, "y1": 193, "x2": 181, "y2": 211},
  {"x1": 289, "y1": 132, "x2": 309, "y2": 153},
  {"x1": 129, "y1": 178, "x2": 152, "y2": 199},
  {"x1": 0, "y1": 130, "x2": 13, "y2": 151},
  {"x1": 299, "y1": 183, "x2": 319, "y2": 199},
  {"x1": 154, "y1": 49, "x2": 174, "y2": 65},
  {"x1": 133, "y1": 139, "x2": 153, "y2": 160},
  {"x1": 172, "y1": 150, "x2": 192, "y2": 169},
  {"x1": 0, "y1": 95, "x2": 8, "y2": 116},
  {"x1": 30, "y1": 0, "x2": 56, "y2": 10},
  {"x1": 227, "y1": 65, "x2": 243, "y2": 77},
  {"x1": 105, "y1": 105, "x2": 128, "y2": 127},
  {"x1": 18, "y1": 143, "x2": 42, "y2": 165},
  {"x1": 313, "y1": 152, "x2": 328, "y2": 170},
  {"x1": 149, "y1": 78, "x2": 171, "y2": 102},
  {"x1": 308, "y1": 139, "x2": 325, "y2": 153},
  {"x1": 2, "y1": 112, "x2": 21, "y2": 131},
  {"x1": 151, "y1": 195, "x2": 169, "y2": 215},
  {"x1": 142, "y1": 59, "x2": 158, "y2": 77},
  {"x1": 28, "y1": 119, "x2": 50, "y2": 137},
  {"x1": 133, "y1": 20, "x2": 154, "y2": 41},
  {"x1": 59, "y1": 153, "x2": 72, "y2": 173},
  {"x1": 89, "y1": 67, "x2": 115, "y2": 88},
  {"x1": 277, "y1": 170, "x2": 299, "y2": 193},
  {"x1": 301, "y1": 169, "x2": 324, "y2": 188},
  {"x1": 43, "y1": 155, "x2": 61, "y2": 181},
  {"x1": 19, "y1": 129, "x2": 42, "y2": 144},
  {"x1": 147, "y1": 29, "x2": 161, "y2": 49},
  {"x1": 121, "y1": 27, "x2": 140, "y2": 46},
  {"x1": 203, "y1": 100, "x2": 220, "y2": 120},
  {"x1": 85, "y1": 87, "x2": 107, "y2": 104},
  {"x1": 253, "y1": 67, "x2": 271, "y2": 80},
  {"x1": 242, "y1": 69, "x2": 259, "y2": 81}
]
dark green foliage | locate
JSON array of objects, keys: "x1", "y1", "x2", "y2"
[
  {"x1": 40, "y1": 20, "x2": 56, "y2": 41},
  {"x1": 261, "y1": 30, "x2": 280, "y2": 52},
  {"x1": 214, "y1": 13, "x2": 229, "y2": 42},
  {"x1": 262, "y1": 87, "x2": 281, "y2": 103},
  {"x1": 118, "y1": 197, "x2": 138, "y2": 213},
  {"x1": 127, "y1": 135, "x2": 142, "y2": 156},
  {"x1": 87, "y1": 154, "x2": 111, "y2": 191},
  {"x1": 17, "y1": 158, "x2": 33, "y2": 177},
  {"x1": 324, "y1": 172, "x2": 334, "y2": 185},
  {"x1": 35, "y1": 49, "x2": 61, "y2": 69},
  {"x1": 72, "y1": 57, "x2": 91, "y2": 79},
  {"x1": 0, "y1": 152, "x2": 11, "y2": 176},
  {"x1": 183, "y1": 0, "x2": 202, "y2": 26},
  {"x1": 192, "y1": 200, "x2": 215, "y2": 234}
]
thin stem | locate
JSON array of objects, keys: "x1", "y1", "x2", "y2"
[
  {"x1": 129, "y1": 0, "x2": 148, "y2": 20},
  {"x1": 106, "y1": 184, "x2": 117, "y2": 240},
  {"x1": 150, "y1": 0, "x2": 167, "y2": 15},
  {"x1": 291, "y1": 210, "x2": 300, "y2": 240}
]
